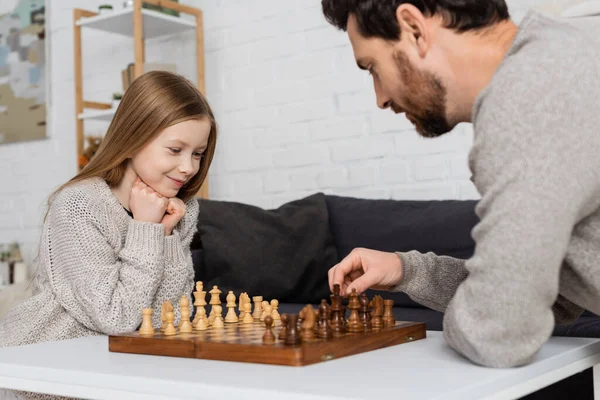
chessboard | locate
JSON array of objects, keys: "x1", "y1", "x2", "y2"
[{"x1": 108, "y1": 283, "x2": 427, "y2": 366}]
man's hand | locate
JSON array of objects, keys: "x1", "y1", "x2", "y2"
[
  {"x1": 161, "y1": 198, "x2": 186, "y2": 236},
  {"x1": 328, "y1": 248, "x2": 403, "y2": 297}
]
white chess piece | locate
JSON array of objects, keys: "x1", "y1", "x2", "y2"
[
  {"x1": 270, "y1": 299, "x2": 281, "y2": 321},
  {"x1": 194, "y1": 308, "x2": 208, "y2": 331},
  {"x1": 225, "y1": 291, "x2": 238, "y2": 323},
  {"x1": 212, "y1": 305, "x2": 224, "y2": 328},
  {"x1": 242, "y1": 302, "x2": 254, "y2": 324},
  {"x1": 252, "y1": 296, "x2": 263, "y2": 319}
]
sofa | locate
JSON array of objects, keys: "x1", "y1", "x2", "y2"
[
  {"x1": 191, "y1": 193, "x2": 600, "y2": 338},
  {"x1": 1, "y1": 193, "x2": 598, "y2": 338}
]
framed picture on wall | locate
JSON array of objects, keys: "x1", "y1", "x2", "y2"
[{"x1": 0, "y1": 0, "x2": 48, "y2": 145}]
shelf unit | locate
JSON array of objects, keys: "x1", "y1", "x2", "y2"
[{"x1": 73, "y1": 0, "x2": 208, "y2": 198}]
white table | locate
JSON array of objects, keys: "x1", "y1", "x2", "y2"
[{"x1": 0, "y1": 331, "x2": 598, "y2": 400}]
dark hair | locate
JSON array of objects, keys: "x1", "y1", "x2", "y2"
[{"x1": 321, "y1": 0, "x2": 510, "y2": 40}]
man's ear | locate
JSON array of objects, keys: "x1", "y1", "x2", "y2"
[{"x1": 396, "y1": 4, "x2": 430, "y2": 58}]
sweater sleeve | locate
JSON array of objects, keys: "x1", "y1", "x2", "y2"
[
  {"x1": 45, "y1": 189, "x2": 166, "y2": 335},
  {"x1": 392, "y1": 251, "x2": 584, "y2": 324},
  {"x1": 153, "y1": 199, "x2": 199, "y2": 324}
]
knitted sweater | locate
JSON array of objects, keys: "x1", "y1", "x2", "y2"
[
  {"x1": 0, "y1": 177, "x2": 198, "y2": 393},
  {"x1": 393, "y1": 11, "x2": 600, "y2": 368}
]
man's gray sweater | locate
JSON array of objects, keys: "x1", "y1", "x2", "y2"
[{"x1": 393, "y1": 11, "x2": 600, "y2": 367}]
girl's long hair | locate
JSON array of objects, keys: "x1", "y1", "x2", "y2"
[{"x1": 47, "y1": 70, "x2": 217, "y2": 212}]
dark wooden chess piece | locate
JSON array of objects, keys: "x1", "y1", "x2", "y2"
[
  {"x1": 299, "y1": 305, "x2": 316, "y2": 341},
  {"x1": 279, "y1": 314, "x2": 288, "y2": 340},
  {"x1": 383, "y1": 299, "x2": 395, "y2": 327},
  {"x1": 285, "y1": 314, "x2": 301, "y2": 345},
  {"x1": 330, "y1": 285, "x2": 345, "y2": 336},
  {"x1": 370, "y1": 295, "x2": 384, "y2": 329},
  {"x1": 347, "y1": 289, "x2": 362, "y2": 333},
  {"x1": 262, "y1": 316, "x2": 275, "y2": 344},
  {"x1": 359, "y1": 293, "x2": 372, "y2": 331},
  {"x1": 317, "y1": 299, "x2": 333, "y2": 339}
]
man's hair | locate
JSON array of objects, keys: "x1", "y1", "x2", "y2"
[{"x1": 321, "y1": 0, "x2": 510, "y2": 40}]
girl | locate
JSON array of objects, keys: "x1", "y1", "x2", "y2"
[{"x1": 0, "y1": 71, "x2": 217, "y2": 354}]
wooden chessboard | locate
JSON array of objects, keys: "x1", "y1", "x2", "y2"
[{"x1": 108, "y1": 319, "x2": 426, "y2": 366}]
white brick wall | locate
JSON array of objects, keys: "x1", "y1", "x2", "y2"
[{"x1": 0, "y1": 0, "x2": 577, "y2": 267}]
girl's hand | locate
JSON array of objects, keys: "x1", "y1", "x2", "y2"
[
  {"x1": 130, "y1": 177, "x2": 168, "y2": 223},
  {"x1": 161, "y1": 198, "x2": 186, "y2": 235}
]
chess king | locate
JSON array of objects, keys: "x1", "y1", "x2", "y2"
[{"x1": 321, "y1": 0, "x2": 600, "y2": 368}]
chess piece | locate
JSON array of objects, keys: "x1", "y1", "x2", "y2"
[
  {"x1": 238, "y1": 292, "x2": 249, "y2": 320},
  {"x1": 360, "y1": 294, "x2": 372, "y2": 331},
  {"x1": 270, "y1": 299, "x2": 281, "y2": 321},
  {"x1": 179, "y1": 295, "x2": 193, "y2": 333},
  {"x1": 330, "y1": 285, "x2": 345, "y2": 336},
  {"x1": 370, "y1": 295, "x2": 384, "y2": 329},
  {"x1": 252, "y1": 296, "x2": 263, "y2": 319},
  {"x1": 194, "y1": 308, "x2": 208, "y2": 331},
  {"x1": 347, "y1": 289, "x2": 362, "y2": 333},
  {"x1": 279, "y1": 314, "x2": 288, "y2": 340},
  {"x1": 260, "y1": 300, "x2": 270, "y2": 321},
  {"x1": 212, "y1": 305, "x2": 224, "y2": 328},
  {"x1": 225, "y1": 291, "x2": 239, "y2": 323},
  {"x1": 261, "y1": 303, "x2": 273, "y2": 323},
  {"x1": 284, "y1": 314, "x2": 301, "y2": 345},
  {"x1": 262, "y1": 316, "x2": 275, "y2": 344},
  {"x1": 139, "y1": 308, "x2": 154, "y2": 335},
  {"x1": 192, "y1": 281, "x2": 207, "y2": 325},
  {"x1": 317, "y1": 300, "x2": 333, "y2": 339},
  {"x1": 164, "y1": 311, "x2": 176, "y2": 336},
  {"x1": 160, "y1": 301, "x2": 173, "y2": 333},
  {"x1": 209, "y1": 286, "x2": 222, "y2": 321},
  {"x1": 383, "y1": 299, "x2": 395, "y2": 327},
  {"x1": 299, "y1": 305, "x2": 316, "y2": 341},
  {"x1": 242, "y1": 302, "x2": 254, "y2": 324}
]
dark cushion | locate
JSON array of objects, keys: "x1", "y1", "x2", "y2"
[
  {"x1": 325, "y1": 195, "x2": 479, "y2": 308},
  {"x1": 190, "y1": 193, "x2": 338, "y2": 304}
]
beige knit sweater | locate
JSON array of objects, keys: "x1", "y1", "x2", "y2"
[{"x1": 0, "y1": 177, "x2": 198, "y2": 399}]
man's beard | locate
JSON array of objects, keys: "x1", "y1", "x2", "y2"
[{"x1": 393, "y1": 50, "x2": 452, "y2": 138}]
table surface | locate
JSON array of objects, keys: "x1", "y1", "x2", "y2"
[{"x1": 0, "y1": 331, "x2": 599, "y2": 400}]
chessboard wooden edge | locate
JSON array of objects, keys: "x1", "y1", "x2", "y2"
[{"x1": 108, "y1": 321, "x2": 427, "y2": 366}]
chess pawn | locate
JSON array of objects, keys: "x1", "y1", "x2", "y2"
[
  {"x1": 317, "y1": 300, "x2": 333, "y2": 339},
  {"x1": 260, "y1": 300, "x2": 270, "y2": 321},
  {"x1": 279, "y1": 314, "x2": 288, "y2": 340},
  {"x1": 383, "y1": 299, "x2": 395, "y2": 327},
  {"x1": 225, "y1": 291, "x2": 239, "y2": 323},
  {"x1": 370, "y1": 295, "x2": 384, "y2": 329},
  {"x1": 252, "y1": 296, "x2": 263, "y2": 319},
  {"x1": 261, "y1": 303, "x2": 272, "y2": 322},
  {"x1": 212, "y1": 305, "x2": 225, "y2": 328},
  {"x1": 360, "y1": 294, "x2": 372, "y2": 331},
  {"x1": 194, "y1": 308, "x2": 208, "y2": 331},
  {"x1": 347, "y1": 289, "x2": 362, "y2": 333},
  {"x1": 242, "y1": 302, "x2": 254, "y2": 324},
  {"x1": 139, "y1": 308, "x2": 154, "y2": 335},
  {"x1": 164, "y1": 311, "x2": 176, "y2": 336},
  {"x1": 270, "y1": 299, "x2": 281, "y2": 321},
  {"x1": 179, "y1": 295, "x2": 193, "y2": 333},
  {"x1": 330, "y1": 290, "x2": 345, "y2": 336},
  {"x1": 262, "y1": 316, "x2": 275, "y2": 345}
]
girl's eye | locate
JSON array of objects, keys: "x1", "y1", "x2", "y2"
[
  {"x1": 169, "y1": 148, "x2": 181, "y2": 154},
  {"x1": 193, "y1": 152, "x2": 204, "y2": 159}
]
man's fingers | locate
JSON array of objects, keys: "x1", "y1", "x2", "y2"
[{"x1": 331, "y1": 257, "x2": 357, "y2": 289}]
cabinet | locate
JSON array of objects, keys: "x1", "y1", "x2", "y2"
[{"x1": 72, "y1": 0, "x2": 208, "y2": 198}]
